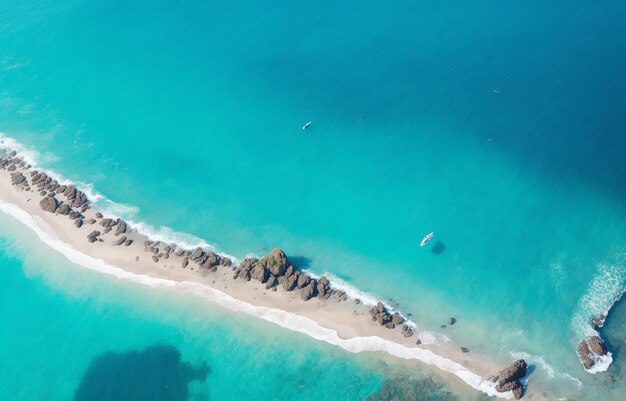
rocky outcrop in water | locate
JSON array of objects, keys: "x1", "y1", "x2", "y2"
[
  {"x1": 577, "y1": 335, "x2": 608, "y2": 370},
  {"x1": 489, "y1": 359, "x2": 526, "y2": 400}
]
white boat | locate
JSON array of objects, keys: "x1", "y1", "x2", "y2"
[
  {"x1": 420, "y1": 232, "x2": 434, "y2": 247},
  {"x1": 302, "y1": 121, "x2": 312, "y2": 130}
]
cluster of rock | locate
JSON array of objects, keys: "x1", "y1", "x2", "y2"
[
  {"x1": 233, "y1": 248, "x2": 347, "y2": 302},
  {"x1": 4, "y1": 148, "x2": 429, "y2": 351},
  {"x1": 488, "y1": 359, "x2": 526, "y2": 400},
  {"x1": 577, "y1": 335, "x2": 608, "y2": 370},
  {"x1": 141, "y1": 241, "x2": 230, "y2": 267},
  {"x1": 0, "y1": 151, "x2": 30, "y2": 174},
  {"x1": 369, "y1": 302, "x2": 414, "y2": 337}
]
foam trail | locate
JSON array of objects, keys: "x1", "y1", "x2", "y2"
[
  {"x1": 0, "y1": 198, "x2": 510, "y2": 399},
  {"x1": 571, "y1": 260, "x2": 625, "y2": 373},
  {"x1": 509, "y1": 352, "x2": 583, "y2": 389}
]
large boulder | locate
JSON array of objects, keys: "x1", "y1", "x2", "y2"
[
  {"x1": 300, "y1": 282, "x2": 316, "y2": 301},
  {"x1": 251, "y1": 263, "x2": 268, "y2": 283},
  {"x1": 257, "y1": 248, "x2": 289, "y2": 276},
  {"x1": 39, "y1": 196, "x2": 59, "y2": 213},
  {"x1": 236, "y1": 258, "x2": 257, "y2": 281},
  {"x1": 489, "y1": 359, "x2": 526, "y2": 400},
  {"x1": 278, "y1": 275, "x2": 298, "y2": 291},
  {"x1": 577, "y1": 336, "x2": 607, "y2": 370},
  {"x1": 114, "y1": 220, "x2": 127, "y2": 236},
  {"x1": 57, "y1": 204, "x2": 71, "y2": 215},
  {"x1": 296, "y1": 273, "x2": 310, "y2": 289}
]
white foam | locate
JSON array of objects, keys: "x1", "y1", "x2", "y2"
[
  {"x1": 0, "y1": 133, "x2": 233, "y2": 262},
  {"x1": 510, "y1": 351, "x2": 583, "y2": 389},
  {"x1": 0, "y1": 198, "x2": 510, "y2": 399},
  {"x1": 571, "y1": 260, "x2": 625, "y2": 373},
  {"x1": 316, "y1": 272, "x2": 426, "y2": 333}
]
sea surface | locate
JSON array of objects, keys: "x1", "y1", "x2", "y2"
[{"x1": 1, "y1": 1, "x2": 625, "y2": 400}]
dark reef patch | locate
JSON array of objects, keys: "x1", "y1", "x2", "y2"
[
  {"x1": 366, "y1": 376, "x2": 461, "y2": 401},
  {"x1": 73, "y1": 345, "x2": 210, "y2": 401}
]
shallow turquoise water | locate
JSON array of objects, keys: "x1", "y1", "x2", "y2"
[{"x1": 1, "y1": 0, "x2": 625, "y2": 399}]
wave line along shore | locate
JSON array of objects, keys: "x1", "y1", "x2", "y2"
[{"x1": 0, "y1": 138, "x2": 537, "y2": 399}]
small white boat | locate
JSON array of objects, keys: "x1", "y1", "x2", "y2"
[
  {"x1": 420, "y1": 232, "x2": 434, "y2": 247},
  {"x1": 302, "y1": 121, "x2": 312, "y2": 130}
]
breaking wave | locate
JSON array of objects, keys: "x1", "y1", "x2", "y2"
[{"x1": 571, "y1": 258, "x2": 626, "y2": 373}]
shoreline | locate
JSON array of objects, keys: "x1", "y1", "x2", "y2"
[{"x1": 0, "y1": 145, "x2": 536, "y2": 399}]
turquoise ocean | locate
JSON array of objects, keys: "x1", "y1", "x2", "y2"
[{"x1": 1, "y1": 0, "x2": 625, "y2": 400}]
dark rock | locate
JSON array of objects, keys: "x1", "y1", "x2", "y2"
[
  {"x1": 278, "y1": 275, "x2": 297, "y2": 291},
  {"x1": 114, "y1": 220, "x2": 127, "y2": 236},
  {"x1": 300, "y1": 282, "x2": 316, "y2": 301},
  {"x1": 68, "y1": 211, "x2": 81, "y2": 220},
  {"x1": 265, "y1": 275, "x2": 277, "y2": 290},
  {"x1": 74, "y1": 219, "x2": 83, "y2": 228},
  {"x1": 416, "y1": 339, "x2": 422, "y2": 345},
  {"x1": 190, "y1": 247, "x2": 204, "y2": 262},
  {"x1": 355, "y1": 298, "x2": 361, "y2": 304},
  {"x1": 100, "y1": 218, "x2": 117, "y2": 227},
  {"x1": 87, "y1": 230, "x2": 100, "y2": 243},
  {"x1": 85, "y1": 218, "x2": 96, "y2": 224},
  {"x1": 449, "y1": 317, "x2": 456, "y2": 325},
  {"x1": 175, "y1": 249, "x2": 185, "y2": 257},
  {"x1": 39, "y1": 191, "x2": 47, "y2": 196},
  {"x1": 103, "y1": 226, "x2": 112, "y2": 234},
  {"x1": 588, "y1": 336, "x2": 607, "y2": 355},
  {"x1": 181, "y1": 257, "x2": 189, "y2": 268},
  {"x1": 251, "y1": 263, "x2": 268, "y2": 283},
  {"x1": 57, "y1": 204, "x2": 71, "y2": 215},
  {"x1": 39, "y1": 196, "x2": 59, "y2": 213},
  {"x1": 591, "y1": 314, "x2": 606, "y2": 329},
  {"x1": 124, "y1": 239, "x2": 133, "y2": 246},
  {"x1": 577, "y1": 336, "x2": 607, "y2": 370},
  {"x1": 461, "y1": 347, "x2": 469, "y2": 353},
  {"x1": 296, "y1": 273, "x2": 310, "y2": 289},
  {"x1": 236, "y1": 258, "x2": 256, "y2": 281},
  {"x1": 384, "y1": 322, "x2": 396, "y2": 329},
  {"x1": 391, "y1": 313, "x2": 405, "y2": 325},
  {"x1": 401, "y1": 324, "x2": 414, "y2": 337},
  {"x1": 490, "y1": 359, "x2": 526, "y2": 400},
  {"x1": 64, "y1": 185, "x2": 77, "y2": 200},
  {"x1": 257, "y1": 248, "x2": 289, "y2": 276},
  {"x1": 96, "y1": 212, "x2": 103, "y2": 218},
  {"x1": 284, "y1": 265, "x2": 294, "y2": 278},
  {"x1": 152, "y1": 256, "x2": 159, "y2": 263},
  {"x1": 114, "y1": 236, "x2": 127, "y2": 246}
]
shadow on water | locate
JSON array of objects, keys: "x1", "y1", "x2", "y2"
[
  {"x1": 430, "y1": 241, "x2": 446, "y2": 256},
  {"x1": 73, "y1": 345, "x2": 210, "y2": 401},
  {"x1": 288, "y1": 255, "x2": 313, "y2": 269}
]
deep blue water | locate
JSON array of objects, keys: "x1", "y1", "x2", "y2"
[{"x1": 1, "y1": 0, "x2": 625, "y2": 399}]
